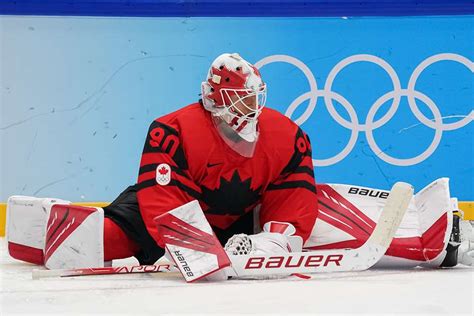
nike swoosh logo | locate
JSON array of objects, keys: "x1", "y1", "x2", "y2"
[{"x1": 207, "y1": 162, "x2": 223, "y2": 168}]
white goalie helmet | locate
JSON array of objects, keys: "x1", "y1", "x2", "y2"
[{"x1": 201, "y1": 53, "x2": 267, "y2": 157}]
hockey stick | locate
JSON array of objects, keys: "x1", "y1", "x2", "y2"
[
  {"x1": 32, "y1": 262, "x2": 178, "y2": 280},
  {"x1": 225, "y1": 181, "x2": 413, "y2": 278}
]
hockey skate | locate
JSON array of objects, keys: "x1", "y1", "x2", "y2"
[
  {"x1": 457, "y1": 211, "x2": 474, "y2": 266},
  {"x1": 440, "y1": 210, "x2": 474, "y2": 267}
]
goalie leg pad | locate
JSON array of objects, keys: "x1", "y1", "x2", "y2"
[
  {"x1": 44, "y1": 204, "x2": 104, "y2": 269},
  {"x1": 417, "y1": 178, "x2": 454, "y2": 267},
  {"x1": 6, "y1": 196, "x2": 70, "y2": 265}
]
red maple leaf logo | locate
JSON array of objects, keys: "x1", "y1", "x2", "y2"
[
  {"x1": 207, "y1": 66, "x2": 248, "y2": 105},
  {"x1": 158, "y1": 166, "x2": 169, "y2": 175}
]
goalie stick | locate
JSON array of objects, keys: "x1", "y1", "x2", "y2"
[
  {"x1": 225, "y1": 182, "x2": 413, "y2": 278},
  {"x1": 32, "y1": 262, "x2": 178, "y2": 280}
]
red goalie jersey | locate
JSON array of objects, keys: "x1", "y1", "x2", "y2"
[{"x1": 136, "y1": 103, "x2": 318, "y2": 247}]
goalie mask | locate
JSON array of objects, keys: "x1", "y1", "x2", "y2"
[{"x1": 201, "y1": 53, "x2": 267, "y2": 157}]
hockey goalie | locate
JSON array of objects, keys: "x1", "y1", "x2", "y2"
[{"x1": 5, "y1": 53, "x2": 473, "y2": 281}]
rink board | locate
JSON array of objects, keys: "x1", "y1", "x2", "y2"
[{"x1": 0, "y1": 201, "x2": 473, "y2": 237}]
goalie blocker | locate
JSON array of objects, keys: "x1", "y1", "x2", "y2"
[
  {"x1": 154, "y1": 200, "x2": 231, "y2": 282},
  {"x1": 154, "y1": 182, "x2": 413, "y2": 281}
]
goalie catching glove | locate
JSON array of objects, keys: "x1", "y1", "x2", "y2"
[
  {"x1": 205, "y1": 221, "x2": 303, "y2": 281},
  {"x1": 225, "y1": 221, "x2": 303, "y2": 255}
]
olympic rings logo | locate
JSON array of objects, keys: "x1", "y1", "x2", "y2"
[{"x1": 255, "y1": 53, "x2": 473, "y2": 167}]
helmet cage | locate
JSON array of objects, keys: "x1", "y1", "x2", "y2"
[{"x1": 219, "y1": 85, "x2": 267, "y2": 130}]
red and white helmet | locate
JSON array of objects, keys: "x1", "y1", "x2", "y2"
[{"x1": 201, "y1": 53, "x2": 266, "y2": 157}]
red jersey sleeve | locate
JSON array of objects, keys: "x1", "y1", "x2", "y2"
[
  {"x1": 259, "y1": 128, "x2": 318, "y2": 243},
  {"x1": 136, "y1": 119, "x2": 201, "y2": 247}
]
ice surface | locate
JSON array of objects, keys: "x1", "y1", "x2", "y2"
[{"x1": 1, "y1": 238, "x2": 472, "y2": 315}]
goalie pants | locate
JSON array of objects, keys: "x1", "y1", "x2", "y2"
[{"x1": 103, "y1": 185, "x2": 165, "y2": 265}]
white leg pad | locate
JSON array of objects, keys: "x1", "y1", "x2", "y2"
[
  {"x1": 44, "y1": 204, "x2": 104, "y2": 269},
  {"x1": 6, "y1": 196, "x2": 70, "y2": 264},
  {"x1": 417, "y1": 178, "x2": 453, "y2": 267}
]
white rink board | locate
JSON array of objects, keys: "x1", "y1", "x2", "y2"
[{"x1": 1, "y1": 239, "x2": 473, "y2": 315}]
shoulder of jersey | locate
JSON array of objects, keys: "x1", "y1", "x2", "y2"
[
  {"x1": 259, "y1": 107, "x2": 299, "y2": 139},
  {"x1": 155, "y1": 102, "x2": 207, "y2": 130}
]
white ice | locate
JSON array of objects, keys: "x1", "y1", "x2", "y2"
[{"x1": 1, "y1": 239, "x2": 472, "y2": 315}]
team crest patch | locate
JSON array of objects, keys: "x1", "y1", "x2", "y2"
[{"x1": 156, "y1": 163, "x2": 171, "y2": 186}]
